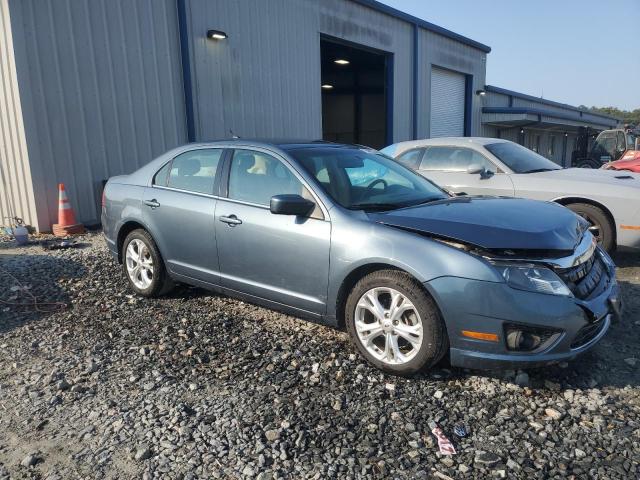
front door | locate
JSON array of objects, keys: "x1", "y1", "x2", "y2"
[
  {"x1": 215, "y1": 149, "x2": 331, "y2": 315},
  {"x1": 143, "y1": 148, "x2": 224, "y2": 283},
  {"x1": 418, "y1": 146, "x2": 515, "y2": 197}
]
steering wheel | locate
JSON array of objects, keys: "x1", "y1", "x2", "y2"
[{"x1": 364, "y1": 178, "x2": 388, "y2": 195}]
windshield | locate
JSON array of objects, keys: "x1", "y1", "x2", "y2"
[
  {"x1": 485, "y1": 142, "x2": 562, "y2": 173},
  {"x1": 289, "y1": 147, "x2": 448, "y2": 211}
]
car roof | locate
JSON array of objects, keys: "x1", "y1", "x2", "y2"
[
  {"x1": 184, "y1": 139, "x2": 373, "y2": 151},
  {"x1": 388, "y1": 137, "x2": 510, "y2": 149}
]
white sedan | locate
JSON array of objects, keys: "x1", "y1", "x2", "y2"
[{"x1": 381, "y1": 138, "x2": 640, "y2": 252}]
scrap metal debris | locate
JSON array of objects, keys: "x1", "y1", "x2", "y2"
[
  {"x1": 40, "y1": 239, "x2": 83, "y2": 250},
  {"x1": 453, "y1": 424, "x2": 468, "y2": 438},
  {"x1": 429, "y1": 421, "x2": 456, "y2": 455}
]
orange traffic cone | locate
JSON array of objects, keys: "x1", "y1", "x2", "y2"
[{"x1": 52, "y1": 183, "x2": 85, "y2": 236}]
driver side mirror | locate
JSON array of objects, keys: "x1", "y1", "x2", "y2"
[
  {"x1": 466, "y1": 164, "x2": 494, "y2": 179},
  {"x1": 270, "y1": 194, "x2": 315, "y2": 216}
]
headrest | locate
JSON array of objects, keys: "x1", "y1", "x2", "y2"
[
  {"x1": 235, "y1": 152, "x2": 256, "y2": 171},
  {"x1": 178, "y1": 157, "x2": 201, "y2": 176},
  {"x1": 247, "y1": 155, "x2": 268, "y2": 174}
]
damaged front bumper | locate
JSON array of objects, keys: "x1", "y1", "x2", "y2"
[{"x1": 426, "y1": 246, "x2": 620, "y2": 370}]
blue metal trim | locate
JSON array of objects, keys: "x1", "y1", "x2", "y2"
[
  {"x1": 386, "y1": 53, "x2": 394, "y2": 145},
  {"x1": 412, "y1": 24, "x2": 419, "y2": 139},
  {"x1": 349, "y1": 0, "x2": 491, "y2": 53},
  {"x1": 464, "y1": 74, "x2": 473, "y2": 136},
  {"x1": 177, "y1": 0, "x2": 196, "y2": 142},
  {"x1": 482, "y1": 107, "x2": 617, "y2": 128},
  {"x1": 484, "y1": 85, "x2": 620, "y2": 122}
]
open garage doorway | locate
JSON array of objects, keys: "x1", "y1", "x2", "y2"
[{"x1": 320, "y1": 37, "x2": 392, "y2": 150}]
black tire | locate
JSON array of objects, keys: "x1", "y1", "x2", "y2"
[
  {"x1": 566, "y1": 203, "x2": 615, "y2": 252},
  {"x1": 122, "y1": 229, "x2": 174, "y2": 297},
  {"x1": 345, "y1": 269, "x2": 448, "y2": 375},
  {"x1": 575, "y1": 159, "x2": 600, "y2": 169}
]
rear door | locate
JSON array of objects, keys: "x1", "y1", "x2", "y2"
[
  {"x1": 418, "y1": 146, "x2": 515, "y2": 196},
  {"x1": 142, "y1": 148, "x2": 225, "y2": 284},
  {"x1": 215, "y1": 148, "x2": 331, "y2": 315}
]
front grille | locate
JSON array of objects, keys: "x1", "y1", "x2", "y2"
[
  {"x1": 556, "y1": 251, "x2": 606, "y2": 300},
  {"x1": 571, "y1": 317, "x2": 607, "y2": 349}
]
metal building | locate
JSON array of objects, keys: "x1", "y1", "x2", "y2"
[
  {"x1": 481, "y1": 85, "x2": 619, "y2": 166},
  {"x1": 0, "y1": 0, "x2": 490, "y2": 232}
]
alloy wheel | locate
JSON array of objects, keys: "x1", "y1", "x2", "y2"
[
  {"x1": 354, "y1": 287, "x2": 423, "y2": 365},
  {"x1": 125, "y1": 239, "x2": 154, "y2": 289}
]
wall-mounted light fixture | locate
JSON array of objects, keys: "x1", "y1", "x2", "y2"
[
  {"x1": 321, "y1": 84, "x2": 334, "y2": 90},
  {"x1": 334, "y1": 59, "x2": 350, "y2": 65},
  {"x1": 564, "y1": 132, "x2": 568, "y2": 137},
  {"x1": 520, "y1": 128, "x2": 525, "y2": 134},
  {"x1": 475, "y1": 89, "x2": 486, "y2": 96},
  {"x1": 207, "y1": 29, "x2": 228, "y2": 40}
]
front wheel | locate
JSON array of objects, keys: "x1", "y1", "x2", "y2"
[
  {"x1": 122, "y1": 229, "x2": 173, "y2": 297},
  {"x1": 345, "y1": 270, "x2": 448, "y2": 375},
  {"x1": 575, "y1": 159, "x2": 600, "y2": 169},
  {"x1": 566, "y1": 203, "x2": 615, "y2": 252}
]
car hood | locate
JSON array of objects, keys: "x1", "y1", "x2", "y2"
[
  {"x1": 369, "y1": 196, "x2": 588, "y2": 251},
  {"x1": 524, "y1": 167, "x2": 640, "y2": 185},
  {"x1": 607, "y1": 157, "x2": 640, "y2": 171}
]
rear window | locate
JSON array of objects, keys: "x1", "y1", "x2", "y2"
[
  {"x1": 485, "y1": 142, "x2": 561, "y2": 173},
  {"x1": 162, "y1": 149, "x2": 223, "y2": 195}
]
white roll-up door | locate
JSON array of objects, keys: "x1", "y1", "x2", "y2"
[{"x1": 430, "y1": 67, "x2": 466, "y2": 138}]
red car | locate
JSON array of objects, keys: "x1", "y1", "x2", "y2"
[{"x1": 602, "y1": 149, "x2": 640, "y2": 173}]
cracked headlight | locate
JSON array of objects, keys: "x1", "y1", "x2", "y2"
[{"x1": 491, "y1": 263, "x2": 573, "y2": 297}]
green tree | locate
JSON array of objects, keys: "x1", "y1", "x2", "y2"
[{"x1": 578, "y1": 105, "x2": 640, "y2": 126}]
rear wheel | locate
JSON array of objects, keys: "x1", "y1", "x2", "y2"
[
  {"x1": 122, "y1": 229, "x2": 173, "y2": 297},
  {"x1": 345, "y1": 270, "x2": 448, "y2": 375},
  {"x1": 566, "y1": 203, "x2": 615, "y2": 252}
]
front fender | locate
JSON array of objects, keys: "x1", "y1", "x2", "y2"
[{"x1": 326, "y1": 219, "x2": 503, "y2": 318}]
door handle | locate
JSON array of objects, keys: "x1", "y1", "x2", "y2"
[
  {"x1": 219, "y1": 214, "x2": 242, "y2": 226},
  {"x1": 143, "y1": 199, "x2": 160, "y2": 209}
]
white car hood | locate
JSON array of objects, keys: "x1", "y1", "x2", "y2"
[{"x1": 524, "y1": 168, "x2": 640, "y2": 188}]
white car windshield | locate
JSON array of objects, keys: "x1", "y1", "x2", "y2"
[
  {"x1": 486, "y1": 142, "x2": 562, "y2": 173},
  {"x1": 290, "y1": 147, "x2": 449, "y2": 211}
]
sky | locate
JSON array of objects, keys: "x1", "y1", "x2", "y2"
[{"x1": 379, "y1": 0, "x2": 640, "y2": 111}]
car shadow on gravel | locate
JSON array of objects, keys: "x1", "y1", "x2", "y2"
[{"x1": 0, "y1": 253, "x2": 85, "y2": 334}]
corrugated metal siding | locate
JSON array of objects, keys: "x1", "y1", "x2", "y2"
[
  {"x1": 186, "y1": 0, "x2": 414, "y2": 143},
  {"x1": 0, "y1": 0, "x2": 36, "y2": 229},
  {"x1": 417, "y1": 29, "x2": 486, "y2": 138},
  {"x1": 484, "y1": 90, "x2": 508, "y2": 107},
  {"x1": 512, "y1": 97, "x2": 616, "y2": 126},
  {"x1": 8, "y1": 0, "x2": 187, "y2": 230},
  {"x1": 487, "y1": 90, "x2": 617, "y2": 130}
]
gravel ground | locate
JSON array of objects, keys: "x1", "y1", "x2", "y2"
[{"x1": 0, "y1": 232, "x2": 639, "y2": 479}]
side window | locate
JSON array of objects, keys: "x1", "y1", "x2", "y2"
[
  {"x1": 153, "y1": 162, "x2": 171, "y2": 186},
  {"x1": 596, "y1": 132, "x2": 616, "y2": 158},
  {"x1": 421, "y1": 147, "x2": 496, "y2": 172},
  {"x1": 228, "y1": 149, "x2": 323, "y2": 218},
  {"x1": 165, "y1": 149, "x2": 222, "y2": 195},
  {"x1": 617, "y1": 132, "x2": 626, "y2": 151},
  {"x1": 396, "y1": 149, "x2": 423, "y2": 169}
]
